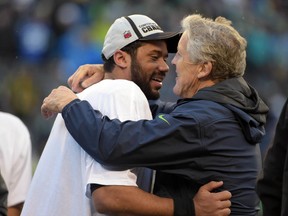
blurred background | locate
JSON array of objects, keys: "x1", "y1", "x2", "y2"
[{"x1": 0, "y1": 0, "x2": 287, "y2": 167}]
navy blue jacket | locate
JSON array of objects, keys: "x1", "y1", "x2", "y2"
[{"x1": 62, "y1": 77, "x2": 269, "y2": 215}]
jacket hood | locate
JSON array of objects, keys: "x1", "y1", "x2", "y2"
[{"x1": 192, "y1": 77, "x2": 269, "y2": 144}]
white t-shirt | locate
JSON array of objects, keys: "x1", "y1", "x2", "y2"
[
  {"x1": 0, "y1": 112, "x2": 32, "y2": 207},
  {"x1": 21, "y1": 80, "x2": 153, "y2": 216}
]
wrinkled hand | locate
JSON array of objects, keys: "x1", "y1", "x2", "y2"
[
  {"x1": 194, "y1": 181, "x2": 231, "y2": 216},
  {"x1": 41, "y1": 86, "x2": 78, "y2": 119},
  {"x1": 68, "y1": 64, "x2": 104, "y2": 93}
]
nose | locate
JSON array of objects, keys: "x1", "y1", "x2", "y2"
[
  {"x1": 159, "y1": 59, "x2": 169, "y2": 73},
  {"x1": 171, "y1": 54, "x2": 177, "y2": 65}
]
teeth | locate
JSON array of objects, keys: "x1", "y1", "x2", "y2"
[{"x1": 153, "y1": 78, "x2": 162, "y2": 82}]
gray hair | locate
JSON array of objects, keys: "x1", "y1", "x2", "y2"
[{"x1": 181, "y1": 14, "x2": 247, "y2": 81}]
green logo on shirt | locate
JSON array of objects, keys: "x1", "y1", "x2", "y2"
[{"x1": 158, "y1": 114, "x2": 170, "y2": 125}]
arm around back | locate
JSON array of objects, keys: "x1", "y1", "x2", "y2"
[
  {"x1": 92, "y1": 181, "x2": 231, "y2": 216},
  {"x1": 62, "y1": 99, "x2": 203, "y2": 171},
  {"x1": 93, "y1": 186, "x2": 173, "y2": 216}
]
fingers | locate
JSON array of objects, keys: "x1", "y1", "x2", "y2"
[
  {"x1": 41, "y1": 98, "x2": 55, "y2": 119},
  {"x1": 219, "y1": 208, "x2": 231, "y2": 216},
  {"x1": 210, "y1": 197, "x2": 231, "y2": 216},
  {"x1": 80, "y1": 64, "x2": 104, "y2": 89},
  {"x1": 215, "y1": 190, "x2": 232, "y2": 201},
  {"x1": 41, "y1": 86, "x2": 67, "y2": 119},
  {"x1": 200, "y1": 181, "x2": 223, "y2": 192},
  {"x1": 41, "y1": 108, "x2": 54, "y2": 119},
  {"x1": 68, "y1": 64, "x2": 102, "y2": 93},
  {"x1": 68, "y1": 66, "x2": 86, "y2": 93},
  {"x1": 220, "y1": 199, "x2": 231, "y2": 209},
  {"x1": 40, "y1": 85, "x2": 75, "y2": 118},
  {"x1": 67, "y1": 74, "x2": 75, "y2": 89},
  {"x1": 67, "y1": 64, "x2": 104, "y2": 92},
  {"x1": 200, "y1": 181, "x2": 232, "y2": 200},
  {"x1": 194, "y1": 181, "x2": 232, "y2": 216},
  {"x1": 81, "y1": 72, "x2": 102, "y2": 88}
]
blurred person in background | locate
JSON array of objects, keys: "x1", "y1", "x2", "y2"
[
  {"x1": 0, "y1": 112, "x2": 32, "y2": 216},
  {"x1": 42, "y1": 13, "x2": 268, "y2": 215},
  {"x1": 0, "y1": 174, "x2": 8, "y2": 216},
  {"x1": 257, "y1": 97, "x2": 288, "y2": 216}
]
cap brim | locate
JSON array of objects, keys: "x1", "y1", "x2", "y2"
[{"x1": 139, "y1": 32, "x2": 182, "y2": 53}]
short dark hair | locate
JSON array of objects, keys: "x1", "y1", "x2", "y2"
[{"x1": 102, "y1": 40, "x2": 143, "y2": 72}]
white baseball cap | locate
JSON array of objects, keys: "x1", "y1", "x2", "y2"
[{"x1": 102, "y1": 14, "x2": 181, "y2": 59}]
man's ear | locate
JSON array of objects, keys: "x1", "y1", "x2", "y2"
[
  {"x1": 197, "y1": 61, "x2": 213, "y2": 79},
  {"x1": 113, "y1": 50, "x2": 130, "y2": 68}
]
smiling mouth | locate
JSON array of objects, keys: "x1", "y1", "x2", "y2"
[
  {"x1": 150, "y1": 78, "x2": 163, "y2": 90},
  {"x1": 152, "y1": 77, "x2": 163, "y2": 83},
  {"x1": 152, "y1": 78, "x2": 162, "y2": 83}
]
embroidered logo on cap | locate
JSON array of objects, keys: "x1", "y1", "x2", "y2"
[
  {"x1": 139, "y1": 23, "x2": 162, "y2": 34},
  {"x1": 123, "y1": 31, "x2": 132, "y2": 39}
]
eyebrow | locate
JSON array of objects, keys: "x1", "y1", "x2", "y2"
[{"x1": 149, "y1": 49, "x2": 168, "y2": 58}]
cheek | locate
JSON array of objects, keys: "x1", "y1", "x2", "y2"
[
  {"x1": 173, "y1": 85, "x2": 181, "y2": 97},
  {"x1": 174, "y1": 70, "x2": 196, "y2": 97},
  {"x1": 177, "y1": 69, "x2": 190, "y2": 85},
  {"x1": 140, "y1": 64, "x2": 153, "y2": 76},
  {"x1": 173, "y1": 74, "x2": 185, "y2": 96}
]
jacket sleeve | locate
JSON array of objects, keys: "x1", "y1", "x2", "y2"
[
  {"x1": 256, "y1": 99, "x2": 288, "y2": 216},
  {"x1": 62, "y1": 99, "x2": 203, "y2": 174},
  {"x1": 148, "y1": 100, "x2": 176, "y2": 117}
]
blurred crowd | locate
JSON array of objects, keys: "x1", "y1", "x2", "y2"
[{"x1": 0, "y1": 0, "x2": 287, "y2": 165}]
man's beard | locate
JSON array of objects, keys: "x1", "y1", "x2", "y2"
[{"x1": 130, "y1": 58, "x2": 160, "y2": 100}]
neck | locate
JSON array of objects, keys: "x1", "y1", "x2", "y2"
[
  {"x1": 104, "y1": 73, "x2": 114, "y2": 79},
  {"x1": 104, "y1": 68, "x2": 131, "y2": 80},
  {"x1": 198, "y1": 79, "x2": 216, "y2": 91},
  {"x1": 186, "y1": 80, "x2": 216, "y2": 98}
]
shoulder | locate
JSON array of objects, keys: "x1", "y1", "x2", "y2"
[
  {"x1": 0, "y1": 112, "x2": 29, "y2": 132},
  {"x1": 176, "y1": 99, "x2": 229, "y2": 113},
  {"x1": 78, "y1": 80, "x2": 143, "y2": 99},
  {"x1": 75, "y1": 80, "x2": 150, "y2": 120},
  {"x1": 0, "y1": 111, "x2": 21, "y2": 123},
  {"x1": 174, "y1": 99, "x2": 233, "y2": 123}
]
